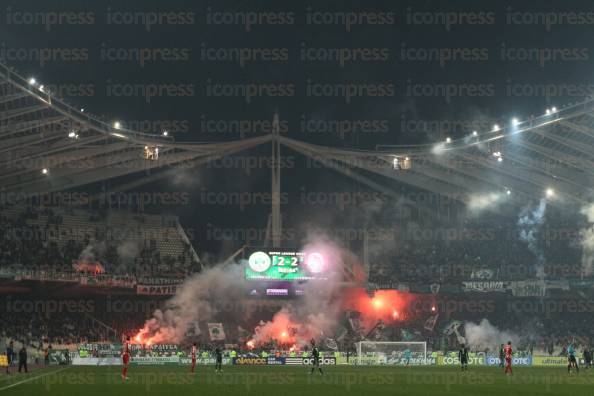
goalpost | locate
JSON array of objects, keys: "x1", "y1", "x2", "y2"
[{"x1": 356, "y1": 341, "x2": 427, "y2": 365}]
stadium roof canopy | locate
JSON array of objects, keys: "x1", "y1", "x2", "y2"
[{"x1": 2, "y1": 61, "x2": 594, "y2": 208}]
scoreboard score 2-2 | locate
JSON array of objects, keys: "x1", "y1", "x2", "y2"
[{"x1": 244, "y1": 249, "x2": 325, "y2": 281}]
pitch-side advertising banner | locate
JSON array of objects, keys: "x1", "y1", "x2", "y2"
[
  {"x1": 232, "y1": 357, "x2": 287, "y2": 365},
  {"x1": 485, "y1": 355, "x2": 532, "y2": 366},
  {"x1": 437, "y1": 354, "x2": 486, "y2": 366},
  {"x1": 285, "y1": 357, "x2": 336, "y2": 365},
  {"x1": 131, "y1": 356, "x2": 180, "y2": 365},
  {"x1": 532, "y1": 356, "x2": 568, "y2": 366}
]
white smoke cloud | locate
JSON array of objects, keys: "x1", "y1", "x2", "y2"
[
  {"x1": 117, "y1": 240, "x2": 141, "y2": 264},
  {"x1": 467, "y1": 192, "x2": 502, "y2": 212},
  {"x1": 78, "y1": 241, "x2": 106, "y2": 262},
  {"x1": 137, "y1": 263, "x2": 246, "y2": 343},
  {"x1": 137, "y1": 235, "x2": 348, "y2": 346},
  {"x1": 463, "y1": 319, "x2": 519, "y2": 352}
]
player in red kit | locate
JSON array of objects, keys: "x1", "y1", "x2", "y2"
[
  {"x1": 504, "y1": 341, "x2": 513, "y2": 375},
  {"x1": 191, "y1": 342, "x2": 197, "y2": 373},
  {"x1": 122, "y1": 336, "x2": 131, "y2": 381}
]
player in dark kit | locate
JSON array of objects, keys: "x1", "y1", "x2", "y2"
[
  {"x1": 214, "y1": 347, "x2": 222, "y2": 373},
  {"x1": 5, "y1": 341, "x2": 13, "y2": 374},
  {"x1": 310, "y1": 346, "x2": 323, "y2": 375},
  {"x1": 583, "y1": 347, "x2": 592, "y2": 369},
  {"x1": 458, "y1": 344, "x2": 469, "y2": 371},
  {"x1": 498, "y1": 344, "x2": 505, "y2": 368},
  {"x1": 17, "y1": 346, "x2": 27, "y2": 373}
]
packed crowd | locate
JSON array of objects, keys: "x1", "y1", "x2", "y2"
[
  {"x1": 368, "y1": 211, "x2": 585, "y2": 285},
  {"x1": 0, "y1": 206, "x2": 199, "y2": 277}
]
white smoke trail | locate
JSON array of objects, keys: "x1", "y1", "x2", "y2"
[
  {"x1": 517, "y1": 199, "x2": 547, "y2": 278},
  {"x1": 579, "y1": 203, "x2": 594, "y2": 277}
]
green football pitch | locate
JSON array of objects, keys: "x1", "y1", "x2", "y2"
[{"x1": 0, "y1": 365, "x2": 593, "y2": 396}]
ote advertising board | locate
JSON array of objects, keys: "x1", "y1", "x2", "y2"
[{"x1": 485, "y1": 355, "x2": 532, "y2": 366}]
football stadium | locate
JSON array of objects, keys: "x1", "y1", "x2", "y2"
[{"x1": 2, "y1": 1, "x2": 594, "y2": 395}]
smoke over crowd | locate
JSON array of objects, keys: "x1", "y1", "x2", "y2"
[
  {"x1": 136, "y1": 238, "x2": 352, "y2": 346},
  {"x1": 134, "y1": 236, "x2": 423, "y2": 348},
  {"x1": 131, "y1": 197, "x2": 594, "y2": 350},
  {"x1": 517, "y1": 198, "x2": 547, "y2": 279}
]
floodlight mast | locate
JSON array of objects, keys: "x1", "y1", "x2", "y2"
[{"x1": 265, "y1": 112, "x2": 282, "y2": 247}]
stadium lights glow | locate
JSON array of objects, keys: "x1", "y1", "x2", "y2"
[
  {"x1": 42, "y1": 168, "x2": 49, "y2": 175},
  {"x1": 497, "y1": 157, "x2": 503, "y2": 162},
  {"x1": 162, "y1": 131, "x2": 168, "y2": 137},
  {"x1": 546, "y1": 188, "x2": 555, "y2": 198},
  {"x1": 492, "y1": 124, "x2": 500, "y2": 131},
  {"x1": 28, "y1": 77, "x2": 36, "y2": 85},
  {"x1": 432, "y1": 142, "x2": 445, "y2": 155},
  {"x1": 113, "y1": 121, "x2": 121, "y2": 129}
]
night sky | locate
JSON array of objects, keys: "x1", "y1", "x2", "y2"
[{"x1": 2, "y1": 0, "x2": 593, "y2": 256}]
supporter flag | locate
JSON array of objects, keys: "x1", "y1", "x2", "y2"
[
  {"x1": 430, "y1": 283, "x2": 440, "y2": 295},
  {"x1": 207, "y1": 323, "x2": 226, "y2": 341},
  {"x1": 442, "y1": 320, "x2": 462, "y2": 335},
  {"x1": 424, "y1": 314, "x2": 439, "y2": 331}
]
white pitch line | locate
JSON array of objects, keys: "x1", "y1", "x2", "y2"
[{"x1": 0, "y1": 366, "x2": 70, "y2": 392}]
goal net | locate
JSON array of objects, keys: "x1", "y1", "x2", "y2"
[{"x1": 356, "y1": 341, "x2": 427, "y2": 365}]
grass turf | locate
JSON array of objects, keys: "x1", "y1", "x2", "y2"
[{"x1": 1, "y1": 365, "x2": 593, "y2": 396}]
